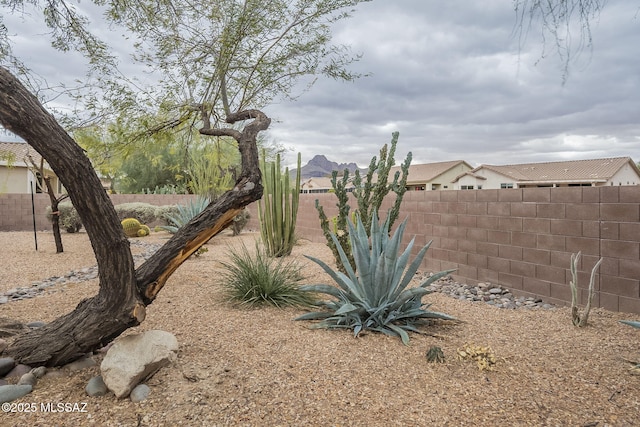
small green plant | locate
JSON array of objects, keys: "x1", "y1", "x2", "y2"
[
  {"x1": 570, "y1": 251, "x2": 603, "y2": 327},
  {"x1": 220, "y1": 242, "x2": 316, "y2": 308},
  {"x1": 315, "y1": 132, "x2": 411, "y2": 273},
  {"x1": 160, "y1": 196, "x2": 210, "y2": 233},
  {"x1": 426, "y1": 346, "x2": 445, "y2": 363},
  {"x1": 258, "y1": 151, "x2": 301, "y2": 257},
  {"x1": 296, "y1": 211, "x2": 455, "y2": 345}
]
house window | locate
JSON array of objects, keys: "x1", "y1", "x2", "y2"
[
  {"x1": 460, "y1": 185, "x2": 474, "y2": 190},
  {"x1": 500, "y1": 183, "x2": 513, "y2": 189},
  {"x1": 477, "y1": 185, "x2": 482, "y2": 190}
]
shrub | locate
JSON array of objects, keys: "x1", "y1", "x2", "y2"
[
  {"x1": 46, "y1": 201, "x2": 82, "y2": 233},
  {"x1": 220, "y1": 242, "x2": 316, "y2": 308},
  {"x1": 296, "y1": 211, "x2": 455, "y2": 345},
  {"x1": 160, "y1": 196, "x2": 210, "y2": 233},
  {"x1": 114, "y1": 202, "x2": 160, "y2": 224}
]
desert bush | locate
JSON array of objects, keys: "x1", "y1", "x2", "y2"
[
  {"x1": 160, "y1": 196, "x2": 210, "y2": 233},
  {"x1": 296, "y1": 211, "x2": 455, "y2": 345},
  {"x1": 46, "y1": 201, "x2": 82, "y2": 233},
  {"x1": 220, "y1": 242, "x2": 315, "y2": 308},
  {"x1": 114, "y1": 202, "x2": 159, "y2": 224}
]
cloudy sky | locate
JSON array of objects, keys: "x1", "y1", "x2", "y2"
[{"x1": 3, "y1": 0, "x2": 640, "y2": 168}]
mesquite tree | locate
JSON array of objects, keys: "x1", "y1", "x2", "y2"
[
  {"x1": 0, "y1": 0, "x2": 368, "y2": 366},
  {"x1": 0, "y1": 67, "x2": 268, "y2": 366}
]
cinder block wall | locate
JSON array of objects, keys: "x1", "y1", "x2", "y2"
[
  {"x1": 248, "y1": 186, "x2": 640, "y2": 314},
  {"x1": 0, "y1": 193, "x2": 198, "y2": 231},
  {"x1": 4, "y1": 187, "x2": 639, "y2": 313}
]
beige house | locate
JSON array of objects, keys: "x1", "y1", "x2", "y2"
[
  {"x1": 390, "y1": 160, "x2": 473, "y2": 191},
  {"x1": 0, "y1": 141, "x2": 62, "y2": 194},
  {"x1": 300, "y1": 177, "x2": 356, "y2": 194},
  {"x1": 453, "y1": 157, "x2": 640, "y2": 189}
]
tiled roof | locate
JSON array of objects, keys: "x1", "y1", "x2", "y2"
[
  {"x1": 0, "y1": 141, "x2": 45, "y2": 166},
  {"x1": 478, "y1": 157, "x2": 637, "y2": 182},
  {"x1": 389, "y1": 160, "x2": 471, "y2": 184}
]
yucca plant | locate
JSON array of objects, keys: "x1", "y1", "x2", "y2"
[
  {"x1": 160, "y1": 196, "x2": 210, "y2": 233},
  {"x1": 220, "y1": 242, "x2": 317, "y2": 308},
  {"x1": 296, "y1": 211, "x2": 455, "y2": 345}
]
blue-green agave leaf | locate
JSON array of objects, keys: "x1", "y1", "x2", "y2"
[
  {"x1": 386, "y1": 323, "x2": 411, "y2": 345},
  {"x1": 419, "y1": 268, "x2": 458, "y2": 288},
  {"x1": 620, "y1": 320, "x2": 640, "y2": 329}
]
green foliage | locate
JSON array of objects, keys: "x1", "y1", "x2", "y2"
[
  {"x1": 160, "y1": 196, "x2": 210, "y2": 233},
  {"x1": 570, "y1": 251, "x2": 603, "y2": 327},
  {"x1": 316, "y1": 132, "x2": 411, "y2": 272},
  {"x1": 219, "y1": 241, "x2": 316, "y2": 309},
  {"x1": 121, "y1": 218, "x2": 142, "y2": 237},
  {"x1": 258, "y1": 152, "x2": 301, "y2": 257},
  {"x1": 187, "y1": 138, "x2": 238, "y2": 200},
  {"x1": 46, "y1": 201, "x2": 82, "y2": 233},
  {"x1": 297, "y1": 211, "x2": 455, "y2": 345},
  {"x1": 118, "y1": 141, "x2": 188, "y2": 194}
]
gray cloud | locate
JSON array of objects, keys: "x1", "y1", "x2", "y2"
[{"x1": 3, "y1": 0, "x2": 639, "y2": 169}]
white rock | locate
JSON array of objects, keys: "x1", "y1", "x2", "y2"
[{"x1": 100, "y1": 330, "x2": 178, "y2": 398}]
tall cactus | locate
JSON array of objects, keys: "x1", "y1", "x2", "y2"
[{"x1": 258, "y1": 151, "x2": 301, "y2": 257}]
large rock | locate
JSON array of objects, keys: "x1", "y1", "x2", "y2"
[
  {"x1": 0, "y1": 384, "x2": 32, "y2": 403},
  {"x1": 100, "y1": 330, "x2": 178, "y2": 398}
]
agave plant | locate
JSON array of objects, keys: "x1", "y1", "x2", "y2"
[
  {"x1": 160, "y1": 196, "x2": 210, "y2": 233},
  {"x1": 296, "y1": 211, "x2": 455, "y2": 345}
]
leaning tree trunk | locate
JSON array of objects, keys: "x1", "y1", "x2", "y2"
[{"x1": 0, "y1": 67, "x2": 267, "y2": 366}]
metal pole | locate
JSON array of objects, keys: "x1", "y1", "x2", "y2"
[{"x1": 31, "y1": 180, "x2": 38, "y2": 251}]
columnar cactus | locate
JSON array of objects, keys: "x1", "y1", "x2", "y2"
[{"x1": 258, "y1": 152, "x2": 301, "y2": 257}]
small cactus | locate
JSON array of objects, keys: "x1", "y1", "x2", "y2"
[
  {"x1": 426, "y1": 346, "x2": 445, "y2": 363},
  {"x1": 121, "y1": 218, "x2": 142, "y2": 237}
]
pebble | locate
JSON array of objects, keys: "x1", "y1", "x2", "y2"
[
  {"x1": 86, "y1": 376, "x2": 108, "y2": 397},
  {"x1": 0, "y1": 357, "x2": 15, "y2": 376},
  {"x1": 5, "y1": 364, "x2": 32, "y2": 379},
  {"x1": 30, "y1": 366, "x2": 47, "y2": 379},
  {"x1": 130, "y1": 384, "x2": 151, "y2": 403},
  {"x1": 0, "y1": 384, "x2": 32, "y2": 404},
  {"x1": 17, "y1": 372, "x2": 37, "y2": 386},
  {"x1": 65, "y1": 356, "x2": 97, "y2": 371},
  {"x1": 0, "y1": 241, "x2": 161, "y2": 303},
  {"x1": 422, "y1": 275, "x2": 556, "y2": 310}
]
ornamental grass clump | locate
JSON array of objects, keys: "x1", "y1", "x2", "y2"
[
  {"x1": 220, "y1": 242, "x2": 316, "y2": 309},
  {"x1": 296, "y1": 211, "x2": 455, "y2": 345}
]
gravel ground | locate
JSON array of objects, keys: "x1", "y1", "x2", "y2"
[{"x1": 1, "y1": 230, "x2": 639, "y2": 426}]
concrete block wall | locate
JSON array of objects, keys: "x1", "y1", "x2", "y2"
[
  {"x1": 4, "y1": 188, "x2": 639, "y2": 313},
  {"x1": 0, "y1": 193, "x2": 198, "y2": 231},
  {"x1": 248, "y1": 186, "x2": 640, "y2": 314}
]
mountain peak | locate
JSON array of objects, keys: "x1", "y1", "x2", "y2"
[{"x1": 291, "y1": 155, "x2": 363, "y2": 179}]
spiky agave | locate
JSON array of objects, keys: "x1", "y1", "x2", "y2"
[{"x1": 296, "y1": 211, "x2": 455, "y2": 345}]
